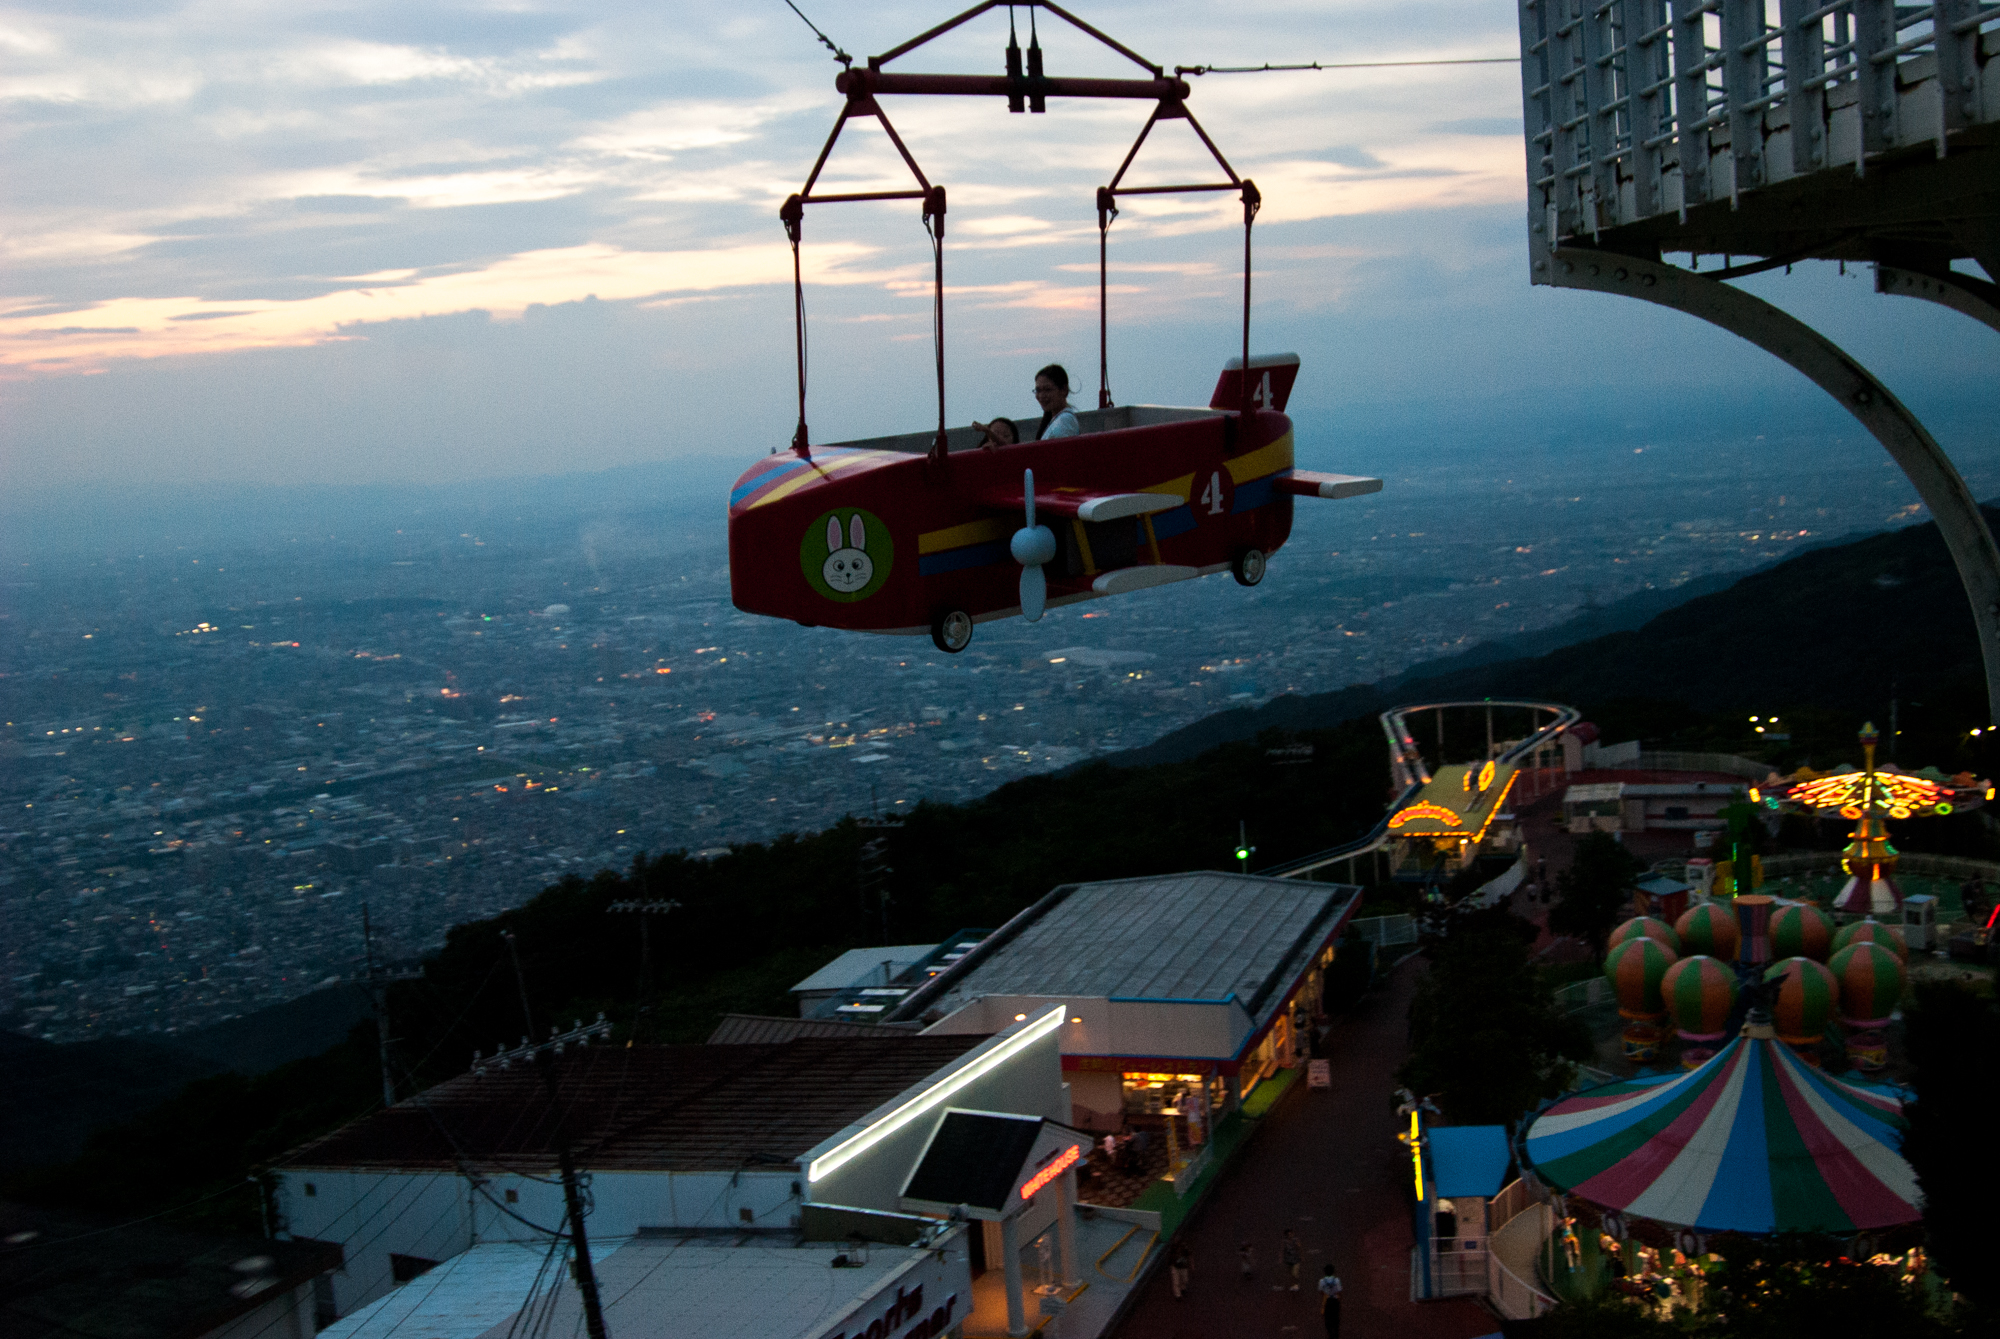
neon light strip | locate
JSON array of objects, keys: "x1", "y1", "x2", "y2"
[
  {"x1": 1410, "y1": 1111, "x2": 1425, "y2": 1200},
  {"x1": 807, "y1": 1004, "x2": 1067, "y2": 1183},
  {"x1": 1020, "y1": 1143, "x2": 1082, "y2": 1200}
]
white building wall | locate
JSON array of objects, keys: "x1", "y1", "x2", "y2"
[
  {"x1": 275, "y1": 1164, "x2": 801, "y2": 1319},
  {"x1": 274, "y1": 1171, "x2": 471, "y2": 1318}
]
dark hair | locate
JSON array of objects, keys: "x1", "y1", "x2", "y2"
[
  {"x1": 1035, "y1": 363, "x2": 1070, "y2": 393},
  {"x1": 985, "y1": 417, "x2": 1018, "y2": 445}
]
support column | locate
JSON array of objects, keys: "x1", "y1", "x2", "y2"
[
  {"x1": 1056, "y1": 1170, "x2": 1080, "y2": 1287},
  {"x1": 1551, "y1": 247, "x2": 2000, "y2": 727},
  {"x1": 1001, "y1": 1213, "x2": 1028, "y2": 1337}
]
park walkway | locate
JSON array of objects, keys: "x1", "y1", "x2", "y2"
[{"x1": 1109, "y1": 957, "x2": 1500, "y2": 1339}]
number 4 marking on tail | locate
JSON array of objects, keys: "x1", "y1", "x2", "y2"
[{"x1": 1254, "y1": 370, "x2": 1273, "y2": 409}]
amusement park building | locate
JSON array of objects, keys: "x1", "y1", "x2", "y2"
[
  {"x1": 889, "y1": 872, "x2": 1359, "y2": 1132},
  {"x1": 273, "y1": 1015, "x2": 1091, "y2": 1336}
]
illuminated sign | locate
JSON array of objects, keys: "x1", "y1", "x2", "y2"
[
  {"x1": 1390, "y1": 803, "x2": 1464, "y2": 830},
  {"x1": 1409, "y1": 1110, "x2": 1424, "y2": 1199},
  {"x1": 1020, "y1": 1143, "x2": 1082, "y2": 1200},
  {"x1": 1477, "y1": 759, "x2": 1496, "y2": 792}
]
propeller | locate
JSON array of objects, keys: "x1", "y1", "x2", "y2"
[{"x1": 1010, "y1": 468, "x2": 1057, "y2": 622}]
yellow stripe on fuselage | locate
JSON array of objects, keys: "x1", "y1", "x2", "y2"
[
  {"x1": 918, "y1": 517, "x2": 1010, "y2": 555},
  {"x1": 1143, "y1": 473, "x2": 1194, "y2": 504},
  {"x1": 1226, "y1": 432, "x2": 1295, "y2": 485}
]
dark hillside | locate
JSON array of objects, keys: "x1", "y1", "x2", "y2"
[
  {"x1": 12, "y1": 508, "x2": 2000, "y2": 1233},
  {"x1": 1122, "y1": 508, "x2": 1994, "y2": 768}
]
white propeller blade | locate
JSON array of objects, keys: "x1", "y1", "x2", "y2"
[{"x1": 1010, "y1": 467, "x2": 1057, "y2": 623}]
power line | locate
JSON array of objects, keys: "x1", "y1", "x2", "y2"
[{"x1": 1178, "y1": 57, "x2": 1520, "y2": 74}]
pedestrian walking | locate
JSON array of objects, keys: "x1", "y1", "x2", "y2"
[
  {"x1": 1169, "y1": 1246, "x2": 1191, "y2": 1299},
  {"x1": 1316, "y1": 1264, "x2": 1343, "y2": 1337},
  {"x1": 1281, "y1": 1229, "x2": 1302, "y2": 1291},
  {"x1": 1238, "y1": 1241, "x2": 1255, "y2": 1281}
]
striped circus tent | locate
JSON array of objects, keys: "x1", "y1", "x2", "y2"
[{"x1": 1524, "y1": 1031, "x2": 1920, "y2": 1234}]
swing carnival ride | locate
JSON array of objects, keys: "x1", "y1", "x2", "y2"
[{"x1": 726, "y1": 3, "x2": 1383, "y2": 653}]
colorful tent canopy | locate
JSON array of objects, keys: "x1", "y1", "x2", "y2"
[{"x1": 1524, "y1": 1032, "x2": 1919, "y2": 1234}]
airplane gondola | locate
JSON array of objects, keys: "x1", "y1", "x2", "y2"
[{"x1": 728, "y1": 2, "x2": 1381, "y2": 652}]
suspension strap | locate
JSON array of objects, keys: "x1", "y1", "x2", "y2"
[
  {"x1": 925, "y1": 186, "x2": 949, "y2": 464},
  {"x1": 1239, "y1": 179, "x2": 1261, "y2": 419},
  {"x1": 782, "y1": 194, "x2": 810, "y2": 459},
  {"x1": 1097, "y1": 186, "x2": 1117, "y2": 409}
]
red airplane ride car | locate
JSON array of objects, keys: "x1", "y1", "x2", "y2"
[
  {"x1": 728, "y1": 355, "x2": 1380, "y2": 652},
  {"x1": 726, "y1": 3, "x2": 1382, "y2": 652}
]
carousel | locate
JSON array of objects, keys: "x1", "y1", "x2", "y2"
[{"x1": 1523, "y1": 1024, "x2": 1919, "y2": 1237}]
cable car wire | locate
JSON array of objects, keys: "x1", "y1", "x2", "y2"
[
  {"x1": 781, "y1": 0, "x2": 852, "y2": 68},
  {"x1": 1178, "y1": 57, "x2": 1520, "y2": 74}
]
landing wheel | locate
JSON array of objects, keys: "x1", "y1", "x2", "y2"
[
  {"x1": 1232, "y1": 548, "x2": 1267, "y2": 587},
  {"x1": 931, "y1": 609, "x2": 974, "y2": 654}
]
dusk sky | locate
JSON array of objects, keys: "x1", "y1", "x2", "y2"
[{"x1": 5, "y1": 0, "x2": 1995, "y2": 500}]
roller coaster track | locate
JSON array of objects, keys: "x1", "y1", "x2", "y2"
[{"x1": 1261, "y1": 700, "x2": 1579, "y2": 880}]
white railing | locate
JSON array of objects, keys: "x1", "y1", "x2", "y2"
[
  {"x1": 1350, "y1": 914, "x2": 1419, "y2": 949},
  {"x1": 1429, "y1": 1237, "x2": 1490, "y2": 1295},
  {"x1": 1468, "y1": 854, "x2": 1528, "y2": 909},
  {"x1": 1638, "y1": 751, "x2": 1769, "y2": 779},
  {"x1": 1554, "y1": 977, "x2": 1614, "y2": 1013},
  {"x1": 1486, "y1": 1180, "x2": 1561, "y2": 1319},
  {"x1": 1519, "y1": 0, "x2": 2000, "y2": 240}
]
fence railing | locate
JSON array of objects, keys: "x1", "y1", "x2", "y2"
[
  {"x1": 1637, "y1": 750, "x2": 1770, "y2": 779},
  {"x1": 1554, "y1": 977, "x2": 1614, "y2": 1013},
  {"x1": 1519, "y1": 0, "x2": 2000, "y2": 242},
  {"x1": 1759, "y1": 850, "x2": 2000, "y2": 885},
  {"x1": 1350, "y1": 914, "x2": 1419, "y2": 949},
  {"x1": 1486, "y1": 1180, "x2": 1560, "y2": 1319},
  {"x1": 1430, "y1": 1236, "x2": 1490, "y2": 1295}
]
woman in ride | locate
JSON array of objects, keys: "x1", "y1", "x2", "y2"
[
  {"x1": 1031, "y1": 363, "x2": 1080, "y2": 440},
  {"x1": 973, "y1": 416, "x2": 1019, "y2": 449}
]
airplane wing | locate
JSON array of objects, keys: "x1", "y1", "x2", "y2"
[
  {"x1": 1275, "y1": 470, "x2": 1382, "y2": 500},
  {"x1": 977, "y1": 487, "x2": 1184, "y2": 522}
]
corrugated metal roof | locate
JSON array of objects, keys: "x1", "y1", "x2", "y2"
[
  {"x1": 789, "y1": 945, "x2": 939, "y2": 994},
  {"x1": 281, "y1": 1036, "x2": 984, "y2": 1173},
  {"x1": 934, "y1": 872, "x2": 1347, "y2": 1011},
  {"x1": 706, "y1": 1014, "x2": 918, "y2": 1045}
]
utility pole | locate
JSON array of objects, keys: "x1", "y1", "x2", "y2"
[
  {"x1": 606, "y1": 897, "x2": 680, "y2": 993},
  {"x1": 501, "y1": 932, "x2": 610, "y2": 1339},
  {"x1": 359, "y1": 903, "x2": 420, "y2": 1107},
  {"x1": 856, "y1": 815, "x2": 901, "y2": 941}
]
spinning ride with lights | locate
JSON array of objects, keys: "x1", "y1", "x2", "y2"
[
  {"x1": 725, "y1": 3, "x2": 1381, "y2": 653},
  {"x1": 1761, "y1": 722, "x2": 1989, "y2": 914}
]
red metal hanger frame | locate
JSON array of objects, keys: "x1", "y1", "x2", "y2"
[{"x1": 779, "y1": 1, "x2": 1260, "y2": 463}]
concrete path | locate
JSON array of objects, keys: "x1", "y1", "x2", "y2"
[{"x1": 1110, "y1": 958, "x2": 1500, "y2": 1339}]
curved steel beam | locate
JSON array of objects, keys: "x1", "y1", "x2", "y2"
[
  {"x1": 1550, "y1": 248, "x2": 2000, "y2": 725},
  {"x1": 1874, "y1": 264, "x2": 2000, "y2": 336}
]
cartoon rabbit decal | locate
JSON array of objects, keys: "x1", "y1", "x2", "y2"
[
  {"x1": 800, "y1": 508, "x2": 892, "y2": 603},
  {"x1": 822, "y1": 513, "x2": 874, "y2": 593}
]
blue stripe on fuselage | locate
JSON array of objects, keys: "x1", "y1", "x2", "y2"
[
  {"x1": 919, "y1": 540, "x2": 1010, "y2": 576},
  {"x1": 1231, "y1": 476, "x2": 1275, "y2": 514},
  {"x1": 1150, "y1": 506, "x2": 1197, "y2": 540}
]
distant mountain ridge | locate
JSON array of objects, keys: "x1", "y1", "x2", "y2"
[{"x1": 1112, "y1": 508, "x2": 1991, "y2": 768}]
